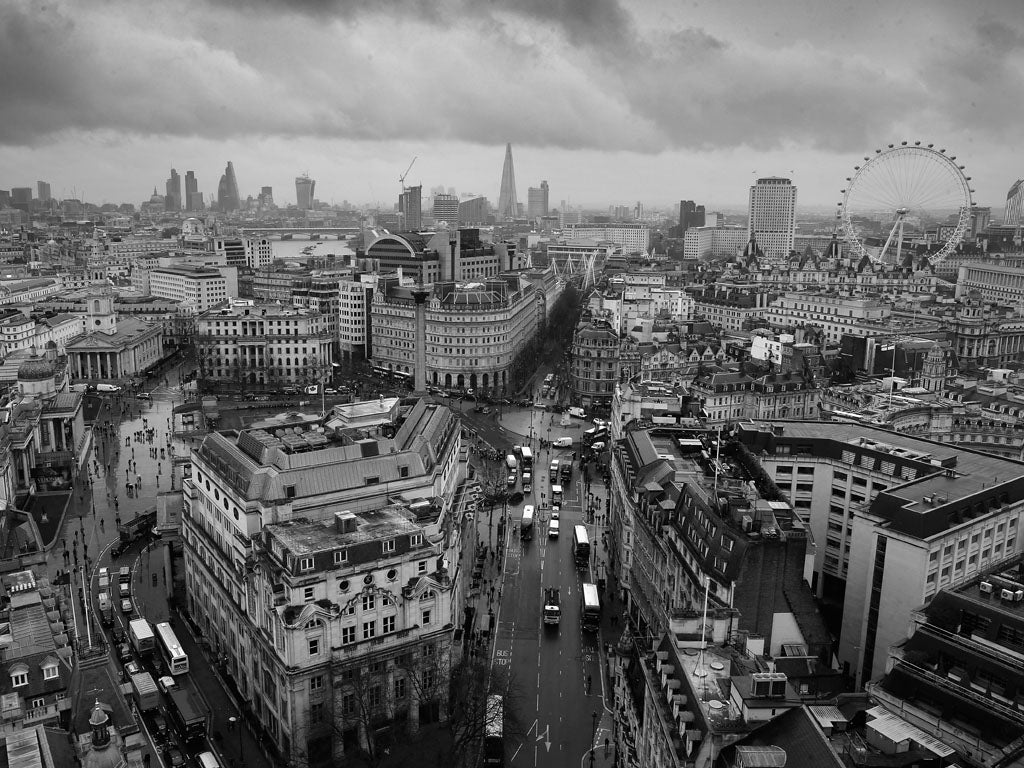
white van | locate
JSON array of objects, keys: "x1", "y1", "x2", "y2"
[
  {"x1": 568, "y1": 406, "x2": 586, "y2": 419},
  {"x1": 554, "y1": 437, "x2": 574, "y2": 448},
  {"x1": 548, "y1": 519, "x2": 560, "y2": 538},
  {"x1": 196, "y1": 752, "x2": 223, "y2": 768}
]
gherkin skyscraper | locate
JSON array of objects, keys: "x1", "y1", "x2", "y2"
[{"x1": 496, "y1": 143, "x2": 519, "y2": 221}]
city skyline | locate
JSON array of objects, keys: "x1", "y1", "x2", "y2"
[{"x1": 2, "y1": 0, "x2": 1023, "y2": 210}]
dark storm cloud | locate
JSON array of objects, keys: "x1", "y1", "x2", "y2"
[{"x1": 2, "y1": 0, "x2": 1022, "y2": 162}]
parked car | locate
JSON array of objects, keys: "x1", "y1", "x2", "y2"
[
  {"x1": 163, "y1": 745, "x2": 186, "y2": 767},
  {"x1": 120, "y1": 598, "x2": 133, "y2": 614},
  {"x1": 116, "y1": 643, "x2": 132, "y2": 663},
  {"x1": 324, "y1": 388, "x2": 337, "y2": 394},
  {"x1": 111, "y1": 626, "x2": 126, "y2": 644},
  {"x1": 123, "y1": 660, "x2": 141, "y2": 677}
]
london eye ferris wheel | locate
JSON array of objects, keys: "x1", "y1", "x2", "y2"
[{"x1": 837, "y1": 142, "x2": 974, "y2": 267}]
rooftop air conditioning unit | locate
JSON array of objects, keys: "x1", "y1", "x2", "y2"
[
  {"x1": 980, "y1": 582, "x2": 994, "y2": 593},
  {"x1": 1016, "y1": 590, "x2": 1024, "y2": 602},
  {"x1": 751, "y1": 672, "x2": 772, "y2": 697},
  {"x1": 1001, "y1": 589, "x2": 1015, "y2": 601}
]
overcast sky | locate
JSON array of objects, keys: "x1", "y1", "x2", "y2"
[{"x1": 2, "y1": 0, "x2": 1022, "y2": 213}]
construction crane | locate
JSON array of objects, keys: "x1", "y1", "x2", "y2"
[{"x1": 399, "y1": 157, "x2": 417, "y2": 193}]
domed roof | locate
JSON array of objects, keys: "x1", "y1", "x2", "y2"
[
  {"x1": 89, "y1": 700, "x2": 109, "y2": 727},
  {"x1": 17, "y1": 359, "x2": 55, "y2": 381}
]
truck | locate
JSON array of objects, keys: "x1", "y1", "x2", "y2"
[
  {"x1": 543, "y1": 587, "x2": 561, "y2": 625},
  {"x1": 554, "y1": 436, "x2": 574, "y2": 448},
  {"x1": 130, "y1": 671, "x2": 160, "y2": 712},
  {"x1": 129, "y1": 617, "x2": 155, "y2": 655},
  {"x1": 559, "y1": 461, "x2": 572, "y2": 483},
  {"x1": 522, "y1": 471, "x2": 532, "y2": 493},
  {"x1": 97, "y1": 592, "x2": 113, "y2": 626},
  {"x1": 505, "y1": 454, "x2": 518, "y2": 472},
  {"x1": 568, "y1": 406, "x2": 586, "y2": 419},
  {"x1": 98, "y1": 567, "x2": 110, "y2": 590},
  {"x1": 549, "y1": 460, "x2": 560, "y2": 483}
]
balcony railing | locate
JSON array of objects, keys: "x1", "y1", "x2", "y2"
[{"x1": 890, "y1": 657, "x2": 1024, "y2": 725}]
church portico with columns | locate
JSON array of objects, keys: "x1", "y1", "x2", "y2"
[{"x1": 65, "y1": 293, "x2": 164, "y2": 382}]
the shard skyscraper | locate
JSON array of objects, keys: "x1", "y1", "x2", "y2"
[{"x1": 496, "y1": 143, "x2": 519, "y2": 221}]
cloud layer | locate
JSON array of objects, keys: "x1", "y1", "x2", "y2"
[{"x1": 4, "y1": 0, "x2": 1022, "y2": 156}]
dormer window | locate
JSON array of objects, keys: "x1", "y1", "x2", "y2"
[
  {"x1": 42, "y1": 664, "x2": 58, "y2": 681},
  {"x1": 299, "y1": 557, "x2": 314, "y2": 572},
  {"x1": 382, "y1": 540, "x2": 395, "y2": 554},
  {"x1": 10, "y1": 665, "x2": 28, "y2": 688}
]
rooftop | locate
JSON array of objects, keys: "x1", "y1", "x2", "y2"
[{"x1": 266, "y1": 506, "x2": 427, "y2": 555}]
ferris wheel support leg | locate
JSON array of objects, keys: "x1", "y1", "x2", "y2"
[
  {"x1": 895, "y1": 218, "x2": 905, "y2": 266},
  {"x1": 880, "y1": 215, "x2": 902, "y2": 265}
]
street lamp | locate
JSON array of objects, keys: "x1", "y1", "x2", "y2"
[{"x1": 228, "y1": 715, "x2": 243, "y2": 764}]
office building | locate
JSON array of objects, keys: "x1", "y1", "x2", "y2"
[
  {"x1": 182, "y1": 399, "x2": 462, "y2": 764},
  {"x1": 149, "y1": 265, "x2": 236, "y2": 310},
  {"x1": 296, "y1": 175, "x2": 315, "y2": 210},
  {"x1": 185, "y1": 171, "x2": 202, "y2": 211},
  {"x1": 748, "y1": 177, "x2": 797, "y2": 265},
  {"x1": 194, "y1": 299, "x2": 332, "y2": 386},
  {"x1": 496, "y1": 143, "x2": 519, "y2": 221},
  {"x1": 562, "y1": 223, "x2": 650, "y2": 255},
  {"x1": 371, "y1": 273, "x2": 537, "y2": 393},
  {"x1": 568, "y1": 319, "x2": 620, "y2": 407},
  {"x1": 765, "y1": 292, "x2": 892, "y2": 344},
  {"x1": 458, "y1": 197, "x2": 490, "y2": 225},
  {"x1": 432, "y1": 193, "x2": 459, "y2": 224},
  {"x1": 869, "y1": 557, "x2": 1024, "y2": 765},
  {"x1": 217, "y1": 161, "x2": 241, "y2": 212},
  {"x1": 35, "y1": 181, "x2": 50, "y2": 203},
  {"x1": 212, "y1": 236, "x2": 274, "y2": 270},
  {"x1": 738, "y1": 421, "x2": 1024, "y2": 691},
  {"x1": 338, "y1": 274, "x2": 375, "y2": 360},
  {"x1": 165, "y1": 168, "x2": 182, "y2": 211},
  {"x1": 678, "y1": 199, "x2": 705, "y2": 234},
  {"x1": 9, "y1": 188, "x2": 32, "y2": 213},
  {"x1": 366, "y1": 228, "x2": 515, "y2": 285},
  {"x1": 399, "y1": 185, "x2": 422, "y2": 231},
  {"x1": 527, "y1": 181, "x2": 549, "y2": 219},
  {"x1": 682, "y1": 224, "x2": 748, "y2": 260},
  {"x1": 1004, "y1": 179, "x2": 1024, "y2": 227}
]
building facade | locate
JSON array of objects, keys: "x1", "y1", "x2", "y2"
[
  {"x1": 181, "y1": 400, "x2": 463, "y2": 766},
  {"x1": 748, "y1": 177, "x2": 797, "y2": 265},
  {"x1": 562, "y1": 224, "x2": 650, "y2": 255},
  {"x1": 149, "y1": 265, "x2": 235, "y2": 310},
  {"x1": 569, "y1": 319, "x2": 620, "y2": 408},
  {"x1": 195, "y1": 300, "x2": 333, "y2": 387},
  {"x1": 372, "y1": 274, "x2": 537, "y2": 393}
]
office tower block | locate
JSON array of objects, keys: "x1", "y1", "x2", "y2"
[
  {"x1": 496, "y1": 143, "x2": 519, "y2": 221},
  {"x1": 295, "y1": 175, "x2": 315, "y2": 210},
  {"x1": 399, "y1": 185, "x2": 423, "y2": 230},
  {"x1": 258, "y1": 186, "x2": 274, "y2": 211},
  {"x1": 1004, "y1": 179, "x2": 1024, "y2": 228},
  {"x1": 217, "y1": 161, "x2": 241, "y2": 212},
  {"x1": 748, "y1": 177, "x2": 797, "y2": 264},
  {"x1": 433, "y1": 193, "x2": 459, "y2": 224},
  {"x1": 10, "y1": 188, "x2": 32, "y2": 212},
  {"x1": 165, "y1": 168, "x2": 182, "y2": 211},
  {"x1": 185, "y1": 171, "x2": 203, "y2": 211},
  {"x1": 678, "y1": 200, "x2": 706, "y2": 235},
  {"x1": 527, "y1": 181, "x2": 549, "y2": 219},
  {"x1": 36, "y1": 181, "x2": 51, "y2": 202}
]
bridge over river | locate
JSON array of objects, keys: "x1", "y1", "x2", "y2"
[{"x1": 240, "y1": 226, "x2": 360, "y2": 240}]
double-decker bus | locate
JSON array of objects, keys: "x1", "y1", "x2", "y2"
[
  {"x1": 371, "y1": 364, "x2": 390, "y2": 379},
  {"x1": 520, "y1": 446, "x2": 533, "y2": 471},
  {"x1": 572, "y1": 525, "x2": 590, "y2": 567},
  {"x1": 482, "y1": 694, "x2": 504, "y2": 765},
  {"x1": 393, "y1": 370, "x2": 413, "y2": 387},
  {"x1": 155, "y1": 621, "x2": 190, "y2": 675},
  {"x1": 581, "y1": 582, "x2": 601, "y2": 632},
  {"x1": 520, "y1": 505, "x2": 535, "y2": 540}
]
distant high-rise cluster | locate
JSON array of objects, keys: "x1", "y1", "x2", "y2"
[
  {"x1": 748, "y1": 177, "x2": 796, "y2": 264},
  {"x1": 497, "y1": 143, "x2": 519, "y2": 221},
  {"x1": 165, "y1": 168, "x2": 182, "y2": 211},
  {"x1": 217, "y1": 161, "x2": 241, "y2": 212},
  {"x1": 527, "y1": 180, "x2": 549, "y2": 219},
  {"x1": 36, "y1": 181, "x2": 51, "y2": 203},
  {"x1": 1004, "y1": 179, "x2": 1024, "y2": 228},
  {"x1": 295, "y1": 175, "x2": 315, "y2": 210}
]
